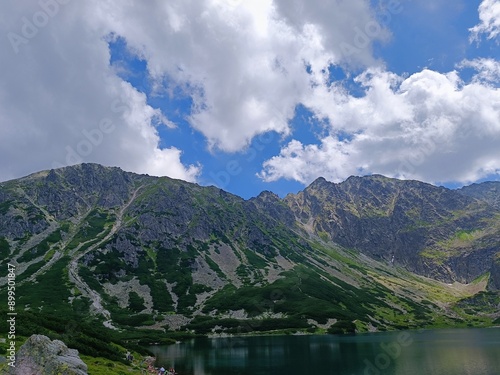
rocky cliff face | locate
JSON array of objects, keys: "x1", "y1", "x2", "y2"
[
  {"x1": 458, "y1": 181, "x2": 500, "y2": 209},
  {"x1": 488, "y1": 255, "x2": 500, "y2": 291},
  {"x1": 6, "y1": 335, "x2": 87, "y2": 375},
  {"x1": 284, "y1": 175, "x2": 500, "y2": 283}
]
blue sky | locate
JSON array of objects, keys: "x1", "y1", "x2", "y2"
[{"x1": 2, "y1": 0, "x2": 500, "y2": 199}]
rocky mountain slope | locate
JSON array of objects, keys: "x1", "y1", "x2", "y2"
[
  {"x1": 285, "y1": 175, "x2": 500, "y2": 284},
  {"x1": 0, "y1": 164, "x2": 499, "y2": 338},
  {"x1": 458, "y1": 181, "x2": 500, "y2": 209}
]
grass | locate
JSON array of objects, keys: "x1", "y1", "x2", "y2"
[
  {"x1": 81, "y1": 356, "x2": 142, "y2": 375},
  {"x1": 472, "y1": 272, "x2": 490, "y2": 285},
  {"x1": 421, "y1": 229, "x2": 485, "y2": 263},
  {"x1": 317, "y1": 231, "x2": 330, "y2": 242}
]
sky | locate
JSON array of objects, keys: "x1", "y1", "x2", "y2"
[{"x1": 1, "y1": 0, "x2": 500, "y2": 199}]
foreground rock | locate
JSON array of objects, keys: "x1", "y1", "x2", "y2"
[{"x1": 6, "y1": 335, "x2": 87, "y2": 375}]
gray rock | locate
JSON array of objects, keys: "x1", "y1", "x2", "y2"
[
  {"x1": 487, "y1": 255, "x2": 500, "y2": 291},
  {"x1": 6, "y1": 335, "x2": 87, "y2": 375}
]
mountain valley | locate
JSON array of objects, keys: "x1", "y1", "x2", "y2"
[{"x1": 0, "y1": 164, "x2": 499, "y2": 358}]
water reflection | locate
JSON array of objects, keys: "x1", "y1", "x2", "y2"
[
  {"x1": 394, "y1": 329, "x2": 500, "y2": 375},
  {"x1": 148, "y1": 328, "x2": 500, "y2": 375}
]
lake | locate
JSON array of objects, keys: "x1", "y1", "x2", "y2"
[{"x1": 148, "y1": 328, "x2": 500, "y2": 375}]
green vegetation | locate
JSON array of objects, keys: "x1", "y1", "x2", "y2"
[
  {"x1": 186, "y1": 315, "x2": 310, "y2": 334},
  {"x1": 317, "y1": 231, "x2": 330, "y2": 242},
  {"x1": 327, "y1": 320, "x2": 356, "y2": 334},
  {"x1": 0, "y1": 237, "x2": 9, "y2": 258},
  {"x1": 16, "y1": 260, "x2": 45, "y2": 282},
  {"x1": 12, "y1": 257, "x2": 73, "y2": 315},
  {"x1": 455, "y1": 291, "x2": 500, "y2": 316},
  {"x1": 66, "y1": 209, "x2": 114, "y2": 250},
  {"x1": 0, "y1": 308, "x2": 128, "y2": 363},
  {"x1": 3, "y1": 163, "x2": 500, "y2": 368},
  {"x1": 17, "y1": 229, "x2": 62, "y2": 263},
  {"x1": 421, "y1": 229, "x2": 485, "y2": 262},
  {"x1": 0, "y1": 200, "x2": 14, "y2": 214},
  {"x1": 111, "y1": 311, "x2": 155, "y2": 327},
  {"x1": 204, "y1": 255, "x2": 225, "y2": 278},
  {"x1": 156, "y1": 246, "x2": 198, "y2": 313},
  {"x1": 128, "y1": 291, "x2": 146, "y2": 313},
  {"x1": 243, "y1": 248, "x2": 268, "y2": 268},
  {"x1": 80, "y1": 356, "x2": 139, "y2": 375},
  {"x1": 80, "y1": 266, "x2": 105, "y2": 294},
  {"x1": 203, "y1": 265, "x2": 397, "y2": 327}
]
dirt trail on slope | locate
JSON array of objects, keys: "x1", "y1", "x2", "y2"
[{"x1": 68, "y1": 186, "x2": 143, "y2": 327}]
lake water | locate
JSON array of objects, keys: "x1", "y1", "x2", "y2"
[{"x1": 148, "y1": 328, "x2": 500, "y2": 375}]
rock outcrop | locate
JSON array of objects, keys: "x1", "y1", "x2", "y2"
[
  {"x1": 6, "y1": 335, "x2": 87, "y2": 375},
  {"x1": 487, "y1": 254, "x2": 500, "y2": 291}
]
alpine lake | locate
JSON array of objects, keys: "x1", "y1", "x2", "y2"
[{"x1": 148, "y1": 327, "x2": 500, "y2": 375}]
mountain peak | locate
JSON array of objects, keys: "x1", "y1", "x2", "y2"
[{"x1": 307, "y1": 176, "x2": 331, "y2": 189}]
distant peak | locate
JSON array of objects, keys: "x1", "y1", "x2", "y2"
[
  {"x1": 346, "y1": 174, "x2": 390, "y2": 182},
  {"x1": 313, "y1": 176, "x2": 327, "y2": 183},
  {"x1": 254, "y1": 190, "x2": 281, "y2": 201},
  {"x1": 307, "y1": 175, "x2": 393, "y2": 190},
  {"x1": 309, "y1": 176, "x2": 330, "y2": 187}
]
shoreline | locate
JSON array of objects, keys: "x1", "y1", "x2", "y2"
[{"x1": 147, "y1": 324, "x2": 500, "y2": 347}]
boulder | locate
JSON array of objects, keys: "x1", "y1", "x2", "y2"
[{"x1": 6, "y1": 335, "x2": 87, "y2": 375}]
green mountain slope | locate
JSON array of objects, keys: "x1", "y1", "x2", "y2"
[{"x1": 0, "y1": 164, "x2": 499, "y2": 343}]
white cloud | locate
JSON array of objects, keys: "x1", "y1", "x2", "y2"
[
  {"x1": 0, "y1": 0, "x2": 390, "y2": 182},
  {"x1": 470, "y1": 0, "x2": 500, "y2": 42},
  {"x1": 260, "y1": 67, "x2": 500, "y2": 185},
  {"x1": 1, "y1": 0, "x2": 499, "y2": 192},
  {"x1": 90, "y1": 0, "x2": 388, "y2": 152},
  {"x1": 258, "y1": 137, "x2": 357, "y2": 184},
  {"x1": 458, "y1": 58, "x2": 500, "y2": 84},
  {"x1": 0, "y1": 0, "x2": 199, "y2": 182}
]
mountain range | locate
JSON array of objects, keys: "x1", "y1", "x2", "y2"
[{"x1": 1, "y1": 163, "x2": 499, "y2": 338}]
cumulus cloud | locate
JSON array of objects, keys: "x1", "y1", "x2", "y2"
[
  {"x1": 91, "y1": 0, "x2": 388, "y2": 152},
  {"x1": 0, "y1": 0, "x2": 199, "y2": 182},
  {"x1": 0, "y1": 0, "x2": 390, "y2": 182},
  {"x1": 470, "y1": 0, "x2": 500, "y2": 42},
  {"x1": 260, "y1": 67, "x2": 500, "y2": 185},
  {"x1": 7, "y1": 0, "x2": 497, "y2": 190}
]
